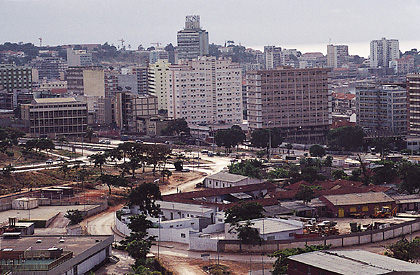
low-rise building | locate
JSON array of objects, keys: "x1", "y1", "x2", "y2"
[
  {"x1": 0, "y1": 235, "x2": 113, "y2": 274},
  {"x1": 203, "y1": 172, "x2": 260, "y2": 188},
  {"x1": 319, "y1": 192, "x2": 395, "y2": 218},
  {"x1": 288, "y1": 250, "x2": 420, "y2": 275},
  {"x1": 225, "y1": 218, "x2": 304, "y2": 241}
]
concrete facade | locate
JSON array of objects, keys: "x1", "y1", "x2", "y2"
[
  {"x1": 203, "y1": 171, "x2": 260, "y2": 188},
  {"x1": 176, "y1": 15, "x2": 209, "y2": 61},
  {"x1": 370, "y1": 37, "x2": 399, "y2": 68},
  {"x1": 247, "y1": 67, "x2": 331, "y2": 143},
  {"x1": 327, "y1": 44, "x2": 349, "y2": 68},
  {"x1": 407, "y1": 73, "x2": 420, "y2": 136},
  {"x1": 167, "y1": 56, "x2": 243, "y2": 126},
  {"x1": 356, "y1": 83, "x2": 407, "y2": 136},
  {"x1": 148, "y1": 59, "x2": 170, "y2": 110}
]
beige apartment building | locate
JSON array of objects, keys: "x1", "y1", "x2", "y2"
[
  {"x1": 247, "y1": 67, "x2": 331, "y2": 143},
  {"x1": 167, "y1": 56, "x2": 243, "y2": 126},
  {"x1": 407, "y1": 74, "x2": 420, "y2": 136},
  {"x1": 21, "y1": 97, "x2": 87, "y2": 138},
  {"x1": 148, "y1": 60, "x2": 170, "y2": 111}
]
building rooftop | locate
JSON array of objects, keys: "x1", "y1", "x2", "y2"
[
  {"x1": 157, "y1": 201, "x2": 214, "y2": 214},
  {"x1": 205, "y1": 172, "x2": 249, "y2": 183},
  {"x1": 0, "y1": 235, "x2": 112, "y2": 258},
  {"x1": 32, "y1": 97, "x2": 78, "y2": 104},
  {"x1": 322, "y1": 192, "x2": 394, "y2": 206},
  {"x1": 289, "y1": 250, "x2": 420, "y2": 274},
  {"x1": 248, "y1": 218, "x2": 303, "y2": 235}
]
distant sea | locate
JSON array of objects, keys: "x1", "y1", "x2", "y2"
[{"x1": 250, "y1": 40, "x2": 420, "y2": 59}]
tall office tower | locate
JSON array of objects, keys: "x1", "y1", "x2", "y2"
[
  {"x1": 66, "y1": 48, "x2": 93, "y2": 67},
  {"x1": 176, "y1": 15, "x2": 209, "y2": 61},
  {"x1": 247, "y1": 67, "x2": 331, "y2": 143},
  {"x1": 0, "y1": 64, "x2": 32, "y2": 92},
  {"x1": 264, "y1": 46, "x2": 282, "y2": 69},
  {"x1": 167, "y1": 56, "x2": 242, "y2": 126},
  {"x1": 131, "y1": 66, "x2": 149, "y2": 95},
  {"x1": 327, "y1": 44, "x2": 349, "y2": 68},
  {"x1": 356, "y1": 84, "x2": 407, "y2": 136},
  {"x1": 66, "y1": 66, "x2": 105, "y2": 96},
  {"x1": 370, "y1": 38, "x2": 399, "y2": 68},
  {"x1": 148, "y1": 60, "x2": 170, "y2": 111},
  {"x1": 32, "y1": 57, "x2": 67, "y2": 80},
  {"x1": 407, "y1": 74, "x2": 420, "y2": 135}
]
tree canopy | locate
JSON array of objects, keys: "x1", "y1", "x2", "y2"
[
  {"x1": 250, "y1": 128, "x2": 283, "y2": 151},
  {"x1": 214, "y1": 125, "x2": 245, "y2": 154},
  {"x1": 225, "y1": 201, "x2": 265, "y2": 224},
  {"x1": 160, "y1": 118, "x2": 190, "y2": 136},
  {"x1": 128, "y1": 182, "x2": 162, "y2": 217},
  {"x1": 309, "y1": 144, "x2": 326, "y2": 157},
  {"x1": 327, "y1": 126, "x2": 365, "y2": 151},
  {"x1": 228, "y1": 159, "x2": 264, "y2": 179}
]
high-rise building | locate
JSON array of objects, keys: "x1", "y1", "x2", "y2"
[
  {"x1": 356, "y1": 84, "x2": 407, "y2": 136},
  {"x1": 131, "y1": 66, "x2": 149, "y2": 95},
  {"x1": 0, "y1": 64, "x2": 32, "y2": 93},
  {"x1": 176, "y1": 15, "x2": 209, "y2": 61},
  {"x1": 264, "y1": 46, "x2": 282, "y2": 70},
  {"x1": 32, "y1": 57, "x2": 67, "y2": 80},
  {"x1": 66, "y1": 48, "x2": 93, "y2": 67},
  {"x1": 148, "y1": 60, "x2": 170, "y2": 111},
  {"x1": 407, "y1": 74, "x2": 420, "y2": 135},
  {"x1": 247, "y1": 67, "x2": 331, "y2": 143},
  {"x1": 167, "y1": 56, "x2": 242, "y2": 126},
  {"x1": 370, "y1": 38, "x2": 399, "y2": 68},
  {"x1": 327, "y1": 44, "x2": 349, "y2": 68},
  {"x1": 21, "y1": 97, "x2": 87, "y2": 138}
]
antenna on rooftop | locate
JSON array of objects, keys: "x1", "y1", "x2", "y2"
[{"x1": 39, "y1": 37, "x2": 42, "y2": 47}]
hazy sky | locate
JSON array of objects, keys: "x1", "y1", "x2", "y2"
[{"x1": 2, "y1": 0, "x2": 420, "y2": 57}]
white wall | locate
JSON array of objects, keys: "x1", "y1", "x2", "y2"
[
  {"x1": 189, "y1": 235, "x2": 219, "y2": 251},
  {"x1": 148, "y1": 228, "x2": 193, "y2": 244},
  {"x1": 77, "y1": 249, "x2": 107, "y2": 275}
]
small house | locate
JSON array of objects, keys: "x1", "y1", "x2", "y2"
[{"x1": 203, "y1": 172, "x2": 260, "y2": 189}]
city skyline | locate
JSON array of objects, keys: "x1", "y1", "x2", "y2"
[{"x1": 2, "y1": 0, "x2": 420, "y2": 57}]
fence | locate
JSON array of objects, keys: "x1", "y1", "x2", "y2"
[{"x1": 218, "y1": 218, "x2": 420, "y2": 253}]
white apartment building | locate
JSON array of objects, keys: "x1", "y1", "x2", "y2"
[
  {"x1": 148, "y1": 59, "x2": 170, "y2": 111},
  {"x1": 167, "y1": 56, "x2": 243, "y2": 126},
  {"x1": 370, "y1": 38, "x2": 399, "y2": 68},
  {"x1": 264, "y1": 46, "x2": 282, "y2": 70},
  {"x1": 327, "y1": 44, "x2": 349, "y2": 68},
  {"x1": 356, "y1": 84, "x2": 407, "y2": 136}
]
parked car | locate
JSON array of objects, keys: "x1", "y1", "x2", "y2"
[
  {"x1": 56, "y1": 157, "x2": 64, "y2": 161},
  {"x1": 46, "y1": 159, "x2": 53, "y2": 164}
]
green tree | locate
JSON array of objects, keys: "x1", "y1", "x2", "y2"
[
  {"x1": 327, "y1": 126, "x2": 365, "y2": 151},
  {"x1": 128, "y1": 182, "x2": 162, "y2": 217},
  {"x1": 160, "y1": 169, "x2": 172, "y2": 183},
  {"x1": 225, "y1": 202, "x2": 265, "y2": 224},
  {"x1": 269, "y1": 245, "x2": 331, "y2": 275},
  {"x1": 89, "y1": 152, "x2": 107, "y2": 175},
  {"x1": 97, "y1": 174, "x2": 128, "y2": 195},
  {"x1": 250, "y1": 128, "x2": 283, "y2": 153},
  {"x1": 229, "y1": 220, "x2": 262, "y2": 245},
  {"x1": 332, "y1": 169, "x2": 347, "y2": 180},
  {"x1": 294, "y1": 185, "x2": 315, "y2": 205},
  {"x1": 59, "y1": 162, "x2": 71, "y2": 179},
  {"x1": 268, "y1": 167, "x2": 289, "y2": 179},
  {"x1": 228, "y1": 159, "x2": 263, "y2": 179},
  {"x1": 84, "y1": 126, "x2": 94, "y2": 142},
  {"x1": 371, "y1": 160, "x2": 398, "y2": 185},
  {"x1": 214, "y1": 125, "x2": 245, "y2": 154},
  {"x1": 309, "y1": 144, "x2": 326, "y2": 157},
  {"x1": 397, "y1": 161, "x2": 420, "y2": 194},
  {"x1": 160, "y1": 118, "x2": 190, "y2": 136},
  {"x1": 64, "y1": 209, "x2": 84, "y2": 225},
  {"x1": 385, "y1": 236, "x2": 420, "y2": 262}
]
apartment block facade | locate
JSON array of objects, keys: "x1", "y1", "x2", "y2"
[
  {"x1": 131, "y1": 66, "x2": 149, "y2": 95},
  {"x1": 21, "y1": 97, "x2": 87, "y2": 137},
  {"x1": 247, "y1": 67, "x2": 331, "y2": 143},
  {"x1": 167, "y1": 56, "x2": 242, "y2": 126},
  {"x1": 370, "y1": 38, "x2": 399, "y2": 68},
  {"x1": 176, "y1": 15, "x2": 209, "y2": 61},
  {"x1": 327, "y1": 44, "x2": 349, "y2": 68},
  {"x1": 356, "y1": 84, "x2": 407, "y2": 137},
  {"x1": 0, "y1": 64, "x2": 32, "y2": 93},
  {"x1": 148, "y1": 60, "x2": 170, "y2": 111},
  {"x1": 407, "y1": 74, "x2": 420, "y2": 136}
]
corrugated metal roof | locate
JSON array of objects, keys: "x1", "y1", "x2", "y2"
[
  {"x1": 289, "y1": 250, "x2": 420, "y2": 274},
  {"x1": 322, "y1": 192, "x2": 394, "y2": 206},
  {"x1": 205, "y1": 172, "x2": 248, "y2": 183}
]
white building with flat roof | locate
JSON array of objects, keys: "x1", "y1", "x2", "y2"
[
  {"x1": 204, "y1": 171, "x2": 260, "y2": 188},
  {"x1": 167, "y1": 56, "x2": 243, "y2": 126}
]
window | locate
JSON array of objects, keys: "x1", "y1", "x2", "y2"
[
  {"x1": 350, "y1": 207, "x2": 357, "y2": 213},
  {"x1": 362, "y1": 206, "x2": 369, "y2": 212},
  {"x1": 181, "y1": 233, "x2": 186, "y2": 238}
]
